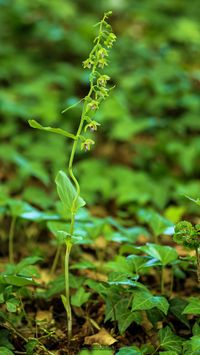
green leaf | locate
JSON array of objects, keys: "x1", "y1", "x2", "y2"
[
  {"x1": 106, "y1": 256, "x2": 135, "y2": 275},
  {"x1": 138, "y1": 243, "x2": 178, "y2": 266},
  {"x1": 159, "y1": 326, "x2": 183, "y2": 353},
  {"x1": 15, "y1": 256, "x2": 42, "y2": 274},
  {"x1": 108, "y1": 272, "x2": 140, "y2": 285},
  {"x1": 159, "y1": 352, "x2": 178, "y2": 355},
  {"x1": 55, "y1": 170, "x2": 85, "y2": 217},
  {"x1": 132, "y1": 289, "x2": 169, "y2": 315},
  {"x1": 0, "y1": 348, "x2": 14, "y2": 355},
  {"x1": 25, "y1": 339, "x2": 39, "y2": 355},
  {"x1": 190, "y1": 335, "x2": 200, "y2": 352},
  {"x1": 169, "y1": 298, "x2": 190, "y2": 328},
  {"x1": 137, "y1": 209, "x2": 172, "y2": 237},
  {"x1": 116, "y1": 346, "x2": 142, "y2": 355},
  {"x1": 116, "y1": 344, "x2": 154, "y2": 355},
  {"x1": 118, "y1": 311, "x2": 142, "y2": 335},
  {"x1": 182, "y1": 298, "x2": 200, "y2": 315},
  {"x1": 6, "y1": 298, "x2": 19, "y2": 313},
  {"x1": 0, "y1": 275, "x2": 37, "y2": 287},
  {"x1": 28, "y1": 119, "x2": 76, "y2": 139},
  {"x1": 71, "y1": 287, "x2": 91, "y2": 307},
  {"x1": 47, "y1": 221, "x2": 69, "y2": 244},
  {"x1": 193, "y1": 321, "x2": 200, "y2": 336},
  {"x1": 127, "y1": 255, "x2": 159, "y2": 274},
  {"x1": 0, "y1": 330, "x2": 14, "y2": 350}
]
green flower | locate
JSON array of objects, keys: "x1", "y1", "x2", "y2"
[
  {"x1": 83, "y1": 58, "x2": 94, "y2": 69},
  {"x1": 97, "y1": 75, "x2": 110, "y2": 87},
  {"x1": 98, "y1": 48, "x2": 108, "y2": 58},
  {"x1": 84, "y1": 120, "x2": 100, "y2": 132},
  {"x1": 104, "y1": 33, "x2": 117, "y2": 48},
  {"x1": 86, "y1": 100, "x2": 99, "y2": 111},
  {"x1": 81, "y1": 139, "x2": 95, "y2": 151}
]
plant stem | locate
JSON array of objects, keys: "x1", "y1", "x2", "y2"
[
  {"x1": 169, "y1": 266, "x2": 174, "y2": 297},
  {"x1": 195, "y1": 248, "x2": 200, "y2": 285},
  {"x1": 50, "y1": 243, "x2": 62, "y2": 275},
  {"x1": 9, "y1": 216, "x2": 17, "y2": 263},
  {"x1": 161, "y1": 266, "x2": 165, "y2": 294},
  {"x1": 63, "y1": 13, "x2": 112, "y2": 341},
  {"x1": 65, "y1": 238, "x2": 72, "y2": 341}
]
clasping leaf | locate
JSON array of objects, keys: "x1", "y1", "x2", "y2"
[
  {"x1": 55, "y1": 170, "x2": 86, "y2": 217},
  {"x1": 28, "y1": 119, "x2": 76, "y2": 139}
]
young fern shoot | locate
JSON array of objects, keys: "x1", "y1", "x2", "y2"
[{"x1": 28, "y1": 11, "x2": 116, "y2": 341}]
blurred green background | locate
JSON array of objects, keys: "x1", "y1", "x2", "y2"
[{"x1": 1, "y1": 0, "x2": 200, "y2": 215}]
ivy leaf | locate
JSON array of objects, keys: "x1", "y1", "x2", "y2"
[
  {"x1": 138, "y1": 243, "x2": 178, "y2": 266},
  {"x1": 118, "y1": 311, "x2": 142, "y2": 335},
  {"x1": 28, "y1": 119, "x2": 76, "y2": 139},
  {"x1": 169, "y1": 298, "x2": 190, "y2": 328},
  {"x1": 159, "y1": 326, "x2": 183, "y2": 353},
  {"x1": 71, "y1": 287, "x2": 91, "y2": 307},
  {"x1": 127, "y1": 255, "x2": 160, "y2": 274},
  {"x1": 55, "y1": 170, "x2": 85, "y2": 217},
  {"x1": 182, "y1": 298, "x2": 200, "y2": 315},
  {"x1": 132, "y1": 289, "x2": 169, "y2": 315},
  {"x1": 137, "y1": 209, "x2": 172, "y2": 237}
]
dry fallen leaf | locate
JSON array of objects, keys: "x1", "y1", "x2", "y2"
[
  {"x1": 80, "y1": 269, "x2": 107, "y2": 282},
  {"x1": 84, "y1": 328, "x2": 117, "y2": 346},
  {"x1": 35, "y1": 309, "x2": 53, "y2": 323}
]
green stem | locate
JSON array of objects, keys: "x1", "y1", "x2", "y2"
[
  {"x1": 195, "y1": 248, "x2": 200, "y2": 285},
  {"x1": 63, "y1": 13, "x2": 110, "y2": 341},
  {"x1": 161, "y1": 266, "x2": 165, "y2": 294},
  {"x1": 65, "y1": 238, "x2": 72, "y2": 341},
  {"x1": 50, "y1": 243, "x2": 62, "y2": 275},
  {"x1": 9, "y1": 216, "x2": 17, "y2": 264},
  {"x1": 169, "y1": 266, "x2": 174, "y2": 297}
]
